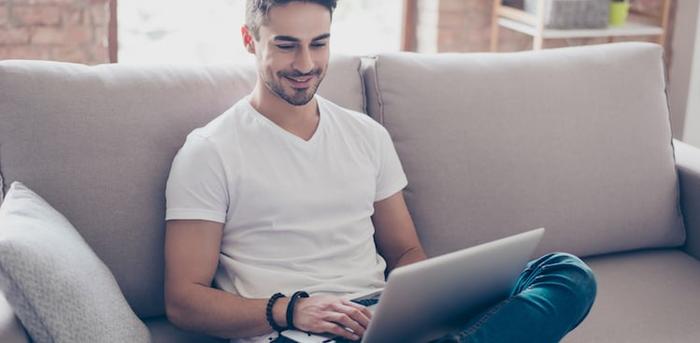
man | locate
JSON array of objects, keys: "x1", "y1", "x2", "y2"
[{"x1": 164, "y1": 1, "x2": 597, "y2": 342}]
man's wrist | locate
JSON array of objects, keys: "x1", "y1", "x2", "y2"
[
  {"x1": 286, "y1": 291, "x2": 310, "y2": 330},
  {"x1": 272, "y1": 297, "x2": 290, "y2": 328}
]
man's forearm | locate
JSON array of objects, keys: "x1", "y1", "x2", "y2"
[
  {"x1": 167, "y1": 284, "x2": 289, "y2": 339},
  {"x1": 390, "y1": 246, "x2": 428, "y2": 272}
]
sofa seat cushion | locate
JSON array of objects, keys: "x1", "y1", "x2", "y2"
[
  {"x1": 564, "y1": 249, "x2": 700, "y2": 342},
  {"x1": 0, "y1": 289, "x2": 28, "y2": 343},
  {"x1": 145, "y1": 317, "x2": 226, "y2": 343}
]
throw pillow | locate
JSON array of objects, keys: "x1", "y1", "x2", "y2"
[{"x1": 0, "y1": 182, "x2": 150, "y2": 343}]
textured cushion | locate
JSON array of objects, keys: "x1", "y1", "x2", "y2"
[
  {"x1": 565, "y1": 249, "x2": 700, "y2": 342},
  {"x1": 363, "y1": 42, "x2": 685, "y2": 258},
  {"x1": 0, "y1": 55, "x2": 364, "y2": 317},
  {"x1": 0, "y1": 182, "x2": 150, "y2": 343}
]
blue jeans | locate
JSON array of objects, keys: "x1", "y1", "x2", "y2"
[{"x1": 433, "y1": 252, "x2": 597, "y2": 343}]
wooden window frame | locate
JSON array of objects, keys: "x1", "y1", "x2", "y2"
[
  {"x1": 402, "y1": 0, "x2": 417, "y2": 52},
  {"x1": 109, "y1": 0, "x2": 118, "y2": 63}
]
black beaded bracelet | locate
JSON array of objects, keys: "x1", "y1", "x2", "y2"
[
  {"x1": 266, "y1": 292, "x2": 287, "y2": 332},
  {"x1": 286, "y1": 291, "x2": 310, "y2": 330}
]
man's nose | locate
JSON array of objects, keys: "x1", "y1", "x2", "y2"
[{"x1": 293, "y1": 47, "x2": 314, "y2": 74}]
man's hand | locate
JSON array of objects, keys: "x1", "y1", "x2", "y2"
[{"x1": 292, "y1": 295, "x2": 373, "y2": 341}]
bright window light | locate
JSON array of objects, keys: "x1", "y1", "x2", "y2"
[{"x1": 118, "y1": 0, "x2": 403, "y2": 64}]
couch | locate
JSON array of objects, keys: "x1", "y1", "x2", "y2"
[{"x1": 1, "y1": 42, "x2": 699, "y2": 342}]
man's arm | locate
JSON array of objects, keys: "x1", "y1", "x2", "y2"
[
  {"x1": 164, "y1": 220, "x2": 371, "y2": 340},
  {"x1": 372, "y1": 191, "x2": 428, "y2": 274},
  {"x1": 164, "y1": 219, "x2": 290, "y2": 338}
]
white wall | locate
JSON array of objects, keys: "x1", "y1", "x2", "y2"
[
  {"x1": 685, "y1": 4, "x2": 700, "y2": 146},
  {"x1": 416, "y1": 0, "x2": 439, "y2": 53},
  {"x1": 672, "y1": 1, "x2": 700, "y2": 146},
  {"x1": 670, "y1": 0, "x2": 699, "y2": 140}
]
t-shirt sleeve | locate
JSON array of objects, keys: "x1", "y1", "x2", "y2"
[
  {"x1": 165, "y1": 133, "x2": 229, "y2": 223},
  {"x1": 374, "y1": 126, "x2": 408, "y2": 202}
]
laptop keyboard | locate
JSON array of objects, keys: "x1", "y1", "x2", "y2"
[{"x1": 351, "y1": 298, "x2": 379, "y2": 307}]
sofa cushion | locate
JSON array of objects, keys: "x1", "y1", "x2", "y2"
[
  {"x1": 145, "y1": 316, "x2": 226, "y2": 343},
  {"x1": 363, "y1": 42, "x2": 685, "y2": 258},
  {"x1": 0, "y1": 289, "x2": 29, "y2": 343},
  {"x1": 565, "y1": 249, "x2": 700, "y2": 342},
  {"x1": 0, "y1": 55, "x2": 365, "y2": 318},
  {"x1": 0, "y1": 182, "x2": 150, "y2": 342}
]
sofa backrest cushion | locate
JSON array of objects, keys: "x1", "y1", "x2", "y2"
[
  {"x1": 362, "y1": 42, "x2": 685, "y2": 258},
  {"x1": 0, "y1": 55, "x2": 364, "y2": 318}
]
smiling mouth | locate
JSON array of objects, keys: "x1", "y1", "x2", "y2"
[{"x1": 284, "y1": 75, "x2": 314, "y2": 88}]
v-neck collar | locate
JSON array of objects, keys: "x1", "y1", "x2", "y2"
[{"x1": 244, "y1": 95, "x2": 325, "y2": 148}]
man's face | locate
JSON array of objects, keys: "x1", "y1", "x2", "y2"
[{"x1": 249, "y1": 2, "x2": 331, "y2": 106}]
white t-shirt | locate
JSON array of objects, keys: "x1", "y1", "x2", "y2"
[{"x1": 165, "y1": 95, "x2": 408, "y2": 343}]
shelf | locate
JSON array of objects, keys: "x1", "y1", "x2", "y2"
[
  {"x1": 491, "y1": 0, "x2": 671, "y2": 50},
  {"x1": 498, "y1": 17, "x2": 664, "y2": 39}
]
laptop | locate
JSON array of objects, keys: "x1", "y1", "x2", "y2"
[{"x1": 280, "y1": 227, "x2": 545, "y2": 343}]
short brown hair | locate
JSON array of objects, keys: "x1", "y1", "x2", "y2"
[{"x1": 246, "y1": 0, "x2": 338, "y2": 40}]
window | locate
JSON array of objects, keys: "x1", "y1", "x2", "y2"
[{"x1": 118, "y1": 0, "x2": 403, "y2": 64}]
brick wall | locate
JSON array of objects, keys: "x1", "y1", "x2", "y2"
[
  {"x1": 0, "y1": 0, "x2": 111, "y2": 64},
  {"x1": 436, "y1": 0, "x2": 495, "y2": 52}
]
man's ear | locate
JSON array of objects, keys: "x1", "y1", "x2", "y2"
[{"x1": 241, "y1": 25, "x2": 256, "y2": 54}]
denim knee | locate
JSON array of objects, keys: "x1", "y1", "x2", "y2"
[{"x1": 541, "y1": 252, "x2": 597, "y2": 323}]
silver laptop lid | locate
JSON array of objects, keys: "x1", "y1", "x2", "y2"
[{"x1": 363, "y1": 228, "x2": 545, "y2": 343}]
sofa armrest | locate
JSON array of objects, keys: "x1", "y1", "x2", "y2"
[
  {"x1": 0, "y1": 290, "x2": 29, "y2": 343},
  {"x1": 675, "y1": 139, "x2": 700, "y2": 260}
]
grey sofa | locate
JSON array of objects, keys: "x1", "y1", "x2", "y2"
[{"x1": 1, "y1": 42, "x2": 699, "y2": 342}]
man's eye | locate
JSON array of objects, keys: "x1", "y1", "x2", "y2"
[
  {"x1": 277, "y1": 45, "x2": 295, "y2": 50},
  {"x1": 311, "y1": 43, "x2": 327, "y2": 48}
]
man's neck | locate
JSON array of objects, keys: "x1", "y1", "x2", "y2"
[{"x1": 248, "y1": 82, "x2": 319, "y2": 131}]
